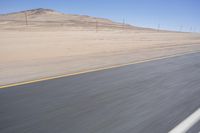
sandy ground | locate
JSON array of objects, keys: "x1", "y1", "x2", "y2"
[{"x1": 0, "y1": 29, "x2": 200, "y2": 86}]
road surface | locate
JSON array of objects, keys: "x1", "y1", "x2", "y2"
[{"x1": 0, "y1": 52, "x2": 200, "y2": 133}]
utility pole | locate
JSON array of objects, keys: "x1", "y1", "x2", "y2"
[
  {"x1": 193, "y1": 27, "x2": 196, "y2": 33},
  {"x1": 179, "y1": 26, "x2": 183, "y2": 32},
  {"x1": 25, "y1": 12, "x2": 28, "y2": 26},
  {"x1": 190, "y1": 27, "x2": 193, "y2": 33},
  {"x1": 157, "y1": 24, "x2": 160, "y2": 32},
  {"x1": 123, "y1": 18, "x2": 125, "y2": 31},
  {"x1": 95, "y1": 19, "x2": 98, "y2": 33}
]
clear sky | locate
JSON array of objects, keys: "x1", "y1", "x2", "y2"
[{"x1": 0, "y1": 0, "x2": 199, "y2": 32}]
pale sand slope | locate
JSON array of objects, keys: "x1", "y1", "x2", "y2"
[
  {"x1": 0, "y1": 30, "x2": 200, "y2": 86},
  {"x1": 0, "y1": 9, "x2": 200, "y2": 86}
]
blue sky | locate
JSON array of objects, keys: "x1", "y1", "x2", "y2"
[{"x1": 0, "y1": 0, "x2": 199, "y2": 32}]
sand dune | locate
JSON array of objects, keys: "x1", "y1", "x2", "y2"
[{"x1": 0, "y1": 8, "x2": 200, "y2": 86}]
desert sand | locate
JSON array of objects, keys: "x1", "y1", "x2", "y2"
[{"x1": 0, "y1": 8, "x2": 200, "y2": 86}]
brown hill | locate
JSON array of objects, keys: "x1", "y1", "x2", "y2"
[{"x1": 0, "y1": 8, "x2": 152, "y2": 31}]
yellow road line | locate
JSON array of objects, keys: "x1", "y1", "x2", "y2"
[{"x1": 0, "y1": 51, "x2": 199, "y2": 89}]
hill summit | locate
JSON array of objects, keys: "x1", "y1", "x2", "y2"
[{"x1": 20, "y1": 8, "x2": 56, "y2": 15}]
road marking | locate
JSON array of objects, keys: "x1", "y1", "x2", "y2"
[
  {"x1": 0, "y1": 51, "x2": 199, "y2": 89},
  {"x1": 169, "y1": 108, "x2": 200, "y2": 133}
]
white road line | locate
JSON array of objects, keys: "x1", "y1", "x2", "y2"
[{"x1": 169, "y1": 108, "x2": 200, "y2": 133}]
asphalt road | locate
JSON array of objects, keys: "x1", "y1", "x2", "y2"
[{"x1": 1, "y1": 52, "x2": 200, "y2": 133}]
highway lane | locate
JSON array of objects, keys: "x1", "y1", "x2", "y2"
[{"x1": 0, "y1": 52, "x2": 200, "y2": 133}]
